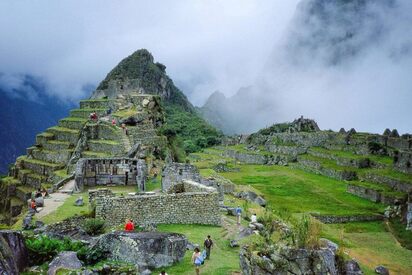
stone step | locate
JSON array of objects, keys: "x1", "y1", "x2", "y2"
[
  {"x1": 46, "y1": 127, "x2": 80, "y2": 144},
  {"x1": 81, "y1": 151, "x2": 111, "y2": 158},
  {"x1": 70, "y1": 108, "x2": 107, "y2": 119},
  {"x1": 31, "y1": 149, "x2": 72, "y2": 164},
  {"x1": 25, "y1": 171, "x2": 47, "y2": 188},
  {"x1": 20, "y1": 156, "x2": 64, "y2": 176},
  {"x1": 43, "y1": 140, "x2": 72, "y2": 151},
  {"x1": 80, "y1": 99, "x2": 112, "y2": 109},
  {"x1": 58, "y1": 117, "x2": 88, "y2": 130},
  {"x1": 36, "y1": 132, "x2": 55, "y2": 146},
  {"x1": 87, "y1": 140, "x2": 124, "y2": 155}
]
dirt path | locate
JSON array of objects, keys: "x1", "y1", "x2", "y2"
[{"x1": 36, "y1": 180, "x2": 75, "y2": 219}]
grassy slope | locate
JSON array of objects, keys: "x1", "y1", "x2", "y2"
[
  {"x1": 220, "y1": 165, "x2": 384, "y2": 216},
  {"x1": 191, "y1": 147, "x2": 412, "y2": 274}
]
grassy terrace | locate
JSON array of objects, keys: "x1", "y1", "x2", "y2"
[
  {"x1": 226, "y1": 144, "x2": 270, "y2": 156},
  {"x1": 88, "y1": 139, "x2": 120, "y2": 145},
  {"x1": 363, "y1": 168, "x2": 412, "y2": 184},
  {"x1": 113, "y1": 106, "x2": 137, "y2": 118},
  {"x1": 59, "y1": 117, "x2": 88, "y2": 122},
  {"x1": 82, "y1": 151, "x2": 112, "y2": 158},
  {"x1": 18, "y1": 156, "x2": 63, "y2": 168},
  {"x1": 47, "y1": 126, "x2": 80, "y2": 134},
  {"x1": 349, "y1": 181, "x2": 405, "y2": 198},
  {"x1": 310, "y1": 147, "x2": 393, "y2": 166},
  {"x1": 299, "y1": 153, "x2": 358, "y2": 172},
  {"x1": 219, "y1": 164, "x2": 384, "y2": 216}
]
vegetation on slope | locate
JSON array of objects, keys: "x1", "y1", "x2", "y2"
[{"x1": 161, "y1": 105, "x2": 222, "y2": 159}]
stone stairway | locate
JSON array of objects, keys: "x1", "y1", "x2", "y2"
[{"x1": 121, "y1": 132, "x2": 132, "y2": 152}]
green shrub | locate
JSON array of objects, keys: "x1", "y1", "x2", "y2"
[
  {"x1": 82, "y1": 218, "x2": 106, "y2": 236},
  {"x1": 77, "y1": 246, "x2": 105, "y2": 265},
  {"x1": 290, "y1": 215, "x2": 322, "y2": 249},
  {"x1": 25, "y1": 235, "x2": 85, "y2": 264}
]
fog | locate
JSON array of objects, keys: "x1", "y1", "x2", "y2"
[
  {"x1": 0, "y1": 0, "x2": 411, "y2": 133},
  {"x1": 0, "y1": 0, "x2": 297, "y2": 103}
]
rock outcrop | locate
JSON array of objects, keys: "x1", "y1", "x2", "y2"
[
  {"x1": 93, "y1": 231, "x2": 188, "y2": 271},
  {"x1": 0, "y1": 230, "x2": 29, "y2": 274},
  {"x1": 47, "y1": 251, "x2": 82, "y2": 275}
]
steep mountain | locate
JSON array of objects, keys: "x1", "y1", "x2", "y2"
[
  {"x1": 92, "y1": 49, "x2": 221, "y2": 155},
  {"x1": 0, "y1": 75, "x2": 73, "y2": 174}
]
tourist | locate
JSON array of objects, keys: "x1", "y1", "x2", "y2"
[
  {"x1": 30, "y1": 199, "x2": 39, "y2": 213},
  {"x1": 203, "y1": 235, "x2": 213, "y2": 260},
  {"x1": 112, "y1": 118, "x2": 116, "y2": 126},
  {"x1": 235, "y1": 205, "x2": 242, "y2": 225},
  {"x1": 192, "y1": 247, "x2": 202, "y2": 275},
  {"x1": 41, "y1": 187, "x2": 49, "y2": 198},
  {"x1": 125, "y1": 219, "x2": 135, "y2": 231},
  {"x1": 35, "y1": 189, "x2": 42, "y2": 198},
  {"x1": 251, "y1": 213, "x2": 257, "y2": 223},
  {"x1": 159, "y1": 271, "x2": 168, "y2": 275},
  {"x1": 107, "y1": 107, "x2": 112, "y2": 115}
]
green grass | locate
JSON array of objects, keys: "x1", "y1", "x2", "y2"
[
  {"x1": 219, "y1": 164, "x2": 384, "y2": 216},
  {"x1": 82, "y1": 151, "x2": 112, "y2": 158},
  {"x1": 226, "y1": 144, "x2": 270, "y2": 156},
  {"x1": 113, "y1": 106, "x2": 137, "y2": 118},
  {"x1": 47, "y1": 140, "x2": 71, "y2": 145},
  {"x1": 88, "y1": 139, "x2": 120, "y2": 145},
  {"x1": 59, "y1": 117, "x2": 88, "y2": 122},
  {"x1": 364, "y1": 168, "x2": 412, "y2": 183},
  {"x1": 349, "y1": 181, "x2": 405, "y2": 199},
  {"x1": 388, "y1": 218, "x2": 412, "y2": 250},
  {"x1": 323, "y1": 221, "x2": 412, "y2": 274},
  {"x1": 54, "y1": 169, "x2": 69, "y2": 179},
  {"x1": 37, "y1": 132, "x2": 54, "y2": 138},
  {"x1": 39, "y1": 193, "x2": 90, "y2": 225},
  {"x1": 19, "y1": 156, "x2": 63, "y2": 168},
  {"x1": 146, "y1": 177, "x2": 161, "y2": 191},
  {"x1": 80, "y1": 99, "x2": 109, "y2": 102},
  {"x1": 47, "y1": 126, "x2": 80, "y2": 134},
  {"x1": 155, "y1": 223, "x2": 240, "y2": 275},
  {"x1": 299, "y1": 154, "x2": 358, "y2": 172}
]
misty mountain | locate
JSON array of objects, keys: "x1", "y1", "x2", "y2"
[
  {"x1": 199, "y1": 0, "x2": 412, "y2": 134},
  {"x1": 0, "y1": 75, "x2": 74, "y2": 174}
]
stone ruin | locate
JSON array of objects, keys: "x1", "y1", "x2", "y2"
[
  {"x1": 90, "y1": 180, "x2": 221, "y2": 226},
  {"x1": 74, "y1": 158, "x2": 147, "y2": 191}
]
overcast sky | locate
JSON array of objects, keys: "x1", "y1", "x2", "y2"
[
  {"x1": 0, "y1": 0, "x2": 411, "y2": 133},
  {"x1": 0, "y1": 0, "x2": 298, "y2": 103}
]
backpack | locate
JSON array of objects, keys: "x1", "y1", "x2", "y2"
[{"x1": 195, "y1": 251, "x2": 206, "y2": 265}]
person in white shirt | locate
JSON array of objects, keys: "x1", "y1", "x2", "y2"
[{"x1": 251, "y1": 213, "x2": 257, "y2": 223}]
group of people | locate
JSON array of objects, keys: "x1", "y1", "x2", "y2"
[
  {"x1": 191, "y1": 235, "x2": 214, "y2": 275},
  {"x1": 30, "y1": 188, "x2": 49, "y2": 213}
]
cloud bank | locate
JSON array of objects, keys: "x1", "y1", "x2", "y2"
[{"x1": 0, "y1": 0, "x2": 297, "y2": 104}]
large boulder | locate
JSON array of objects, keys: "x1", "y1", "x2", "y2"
[
  {"x1": 237, "y1": 191, "x2": 266, "y2": 207},
  {"x1": 93, "y1": 231, "x2": 187, "y2": 270},
  {"x1": 0, "y1": 230, "x2": 29, "y2": 274},
  {"x1": 47, "y1": 251, "x2": 82, "y2": 275}
]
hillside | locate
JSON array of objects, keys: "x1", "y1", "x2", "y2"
[{"x1": 92, "y1": 49, "x2": 222, "y2": 156}]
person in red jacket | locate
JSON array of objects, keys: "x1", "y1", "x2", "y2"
[{"x1": 125, "y1": 219, "x2": 135, "y2": 231}]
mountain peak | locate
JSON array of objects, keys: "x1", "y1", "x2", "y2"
[{"x1": 91, "y1": 49, "x2": 193, "y2": 111}]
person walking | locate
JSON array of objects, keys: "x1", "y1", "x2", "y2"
[
  {"x1": 235, "y1": 205, "x2": 242, "y2": 225},
  {"x1": 204, "y1": 235, "x2": 213, "y2": 260},
  {"x1": 192, "y1": 247, "x2": 202, "y2": 275}
]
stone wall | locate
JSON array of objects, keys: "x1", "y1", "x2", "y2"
[
  {"x1": 161, "y1": 163, "x2": 201, "y2": 192},
  {"x1": 394, "y1": 151, "x2": 412, "y2": 174},
  {"x1": 75, "y1": 158, "x2": 146, "y2": 191},
  {"x1": 161, "y1": 162, "x2": 234, "y2": 201},
  {"x1": 94, "y1": 180, "x2": 221, "y2": 226},
  {"x1": 311, "y1": 213, "x2": 383, "y2": 224}
]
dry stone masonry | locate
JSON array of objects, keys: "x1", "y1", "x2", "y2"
[
  {"x1": 93, "y1": 180, "x2": 221, "y2": 226},
  {"x1": 75, "y1": 158, "x2": 147, "y2": 191}
]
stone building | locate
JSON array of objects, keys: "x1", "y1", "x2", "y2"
[{"x1": 75, "y1": 158, "x2": 147, "y2": 191}]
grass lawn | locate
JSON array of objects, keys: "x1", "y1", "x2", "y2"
[
  {"x1": 155, "y1": 222, "x2": 240, "y2": 275},
  {"x1": 323, "y1": 221, "x2": 412, "y2": 275},
  {"x1": 218, "y1": 165, "x2": 384, "y2": 216}
]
